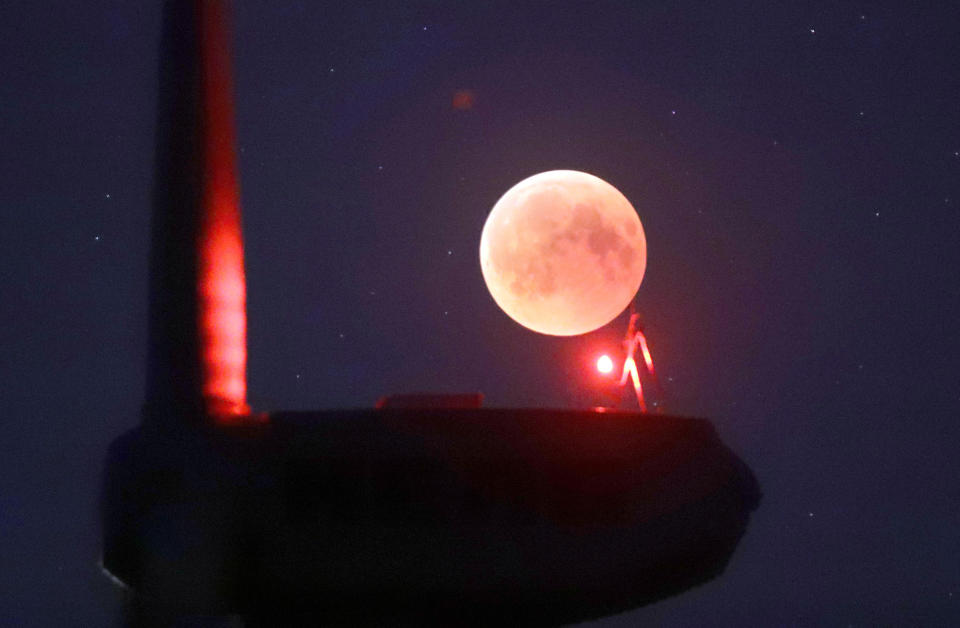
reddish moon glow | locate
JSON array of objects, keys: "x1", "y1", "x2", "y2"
[
  {"x1": 597, "y1": 354, "x2": 614, "y2": 374},
  {"x1": 480, "y1": 170, "x2": 647, "y2": 336}
]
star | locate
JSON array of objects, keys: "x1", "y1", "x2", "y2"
[
  {"x1": 104, "y1": 193, "x2": 111, "y2": 199},
  {"x1": 94, "y1": 235, "x2": 101, "y2": 242},
  {"x1": 809, "y1": 28, "x2": 816, "y2": 34}
]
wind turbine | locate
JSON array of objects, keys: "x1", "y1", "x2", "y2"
[{"x1": 102, "y1": 2, "x2": 760, "y2": 625}]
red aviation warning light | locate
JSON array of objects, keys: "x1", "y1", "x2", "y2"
[{"x1": 593, "y1": 313, "x2": 662, "y2": 413}]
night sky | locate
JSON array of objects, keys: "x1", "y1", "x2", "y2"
[{"x1": 2, "y1": 1, "x2": 960, "y2": 625}]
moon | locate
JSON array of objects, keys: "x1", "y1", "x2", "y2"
[{"x1": 479, "y1": 170, "x2": 647, "y2": 336}]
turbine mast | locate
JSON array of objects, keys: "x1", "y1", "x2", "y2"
[{"x1": 144, "y1": 0, "x2": 249, "y2": 424}]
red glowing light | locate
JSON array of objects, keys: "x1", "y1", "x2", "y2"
[
  {"x1": 196, "y1": 0, "x2": 250, "y2": 420},
  {"x1": 597, "y1": 354, "x2": 614, "y2": 374},
  {"x1": 452, "y1": 89, "x2": 475, "y2": 110}
]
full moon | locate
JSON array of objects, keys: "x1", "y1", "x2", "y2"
[{"x1": 479, "y1": 170, "x2": 647, "y2": 336}]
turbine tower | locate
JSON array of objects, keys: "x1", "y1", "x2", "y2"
[{"x1": 144, "y1": 0, "x2": 249, "y2": 424}]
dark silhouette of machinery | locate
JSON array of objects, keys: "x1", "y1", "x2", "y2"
[{"x1": 101, "y1": 2, "x2": 760, "y2": 625}]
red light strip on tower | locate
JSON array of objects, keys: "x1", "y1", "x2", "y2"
[{"x1": 196, "y1": 0, "x2": 250, "y2": 420}]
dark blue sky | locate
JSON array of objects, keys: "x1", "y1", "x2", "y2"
[{"x1": 1, "y1": 1, "x2": 959, "y2": 625}]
